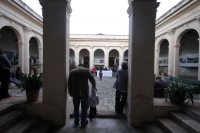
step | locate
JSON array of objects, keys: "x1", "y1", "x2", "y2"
[
  {"x1": 0, "y1": 104, "x2": 14, "y2": 116},
  {"x1": 157, "y1": 118, "x2": 189, "y2": 133},
  {"x1": 170, "y1": 112, "x2": 200, "y2": 133},
  {"x1": 1, "y1": 115, "x2": 40, "y2": 133},
  {"x1": 0, "y1": 110, "x2": 26, "y2": 131},
  {"x1": 183, "y1": 107, "x2": 200, "y2": 122},
  {"x1": 28, "y1": 121, "x2": 53, "y2": 133},
  {"x1": 144, "y1": 122, "x2": 165, "y2": 133},
  {"x1": 70, "y1": 111, "x2": 126, "y2": 118}
]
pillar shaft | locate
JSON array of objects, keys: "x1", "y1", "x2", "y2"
[
  {"x1": 75, "y1": 47, "x2": 79, "y2": 65},
  {"x1": 38, "y1": 47, "x2": 43, "y2": 73},
  {"x1": 17, "y1": 42, "x2": 24, "y2": 72},
  {"x1": 173, "y1": 44, "x2": 181, "y2": 77},
  {"x1": 90, "y1": 48, "x2": 94, "y2": 69},
  {"x1": 23, "y1": 28, "x2": 30, "y2": 74},
  {"x1": 39, "y1": 0, "x2": 72, "y2": 125},
  {"x1": 104, "y1": 47, "x2": 109, "y2": 68},
  {"x1": 155, "y1": 49, "x2": 160, "y2": 75},
  {"x1": 198, "y1": 38, "x2": 200, "y2": 80},
  {"x1": 127, "y1": 1, "x2": 159, "y2": 126}
]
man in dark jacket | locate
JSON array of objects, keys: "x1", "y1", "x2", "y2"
[
  {"x1": 0, "y1": 47, "x2": 12, "y2": 99},
  {"x1": 154, "y1": 76, "x2": 167, "y2": 88},
  {"x1": 68, "y1": 64, "x2": 96, "y2": 128},
  {"x1": 115, "y1": 61, "x2": 128, "y2": 114}
]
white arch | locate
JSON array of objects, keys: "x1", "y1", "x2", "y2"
[
  {"x1": 28, "y1": 34, "x2": 43, "y2": 48},
  {"x1": 174, "y1": 25, "x2": 200, "y2": 45},
  {"x1": 155, "y1": 37, "x2": 170, "y2": 51},
  {"x1": 70, "y1": 47, "x2": 75, "y2": 52},
  {"x1": 173, "y1": 26, "x2": 200, "y2": 78},
  {"x1": 0, "y1": 23, "x2": 23, "y2": 42},
  {"x1": 79, "y1": 47, "x2": 90, "y2": 54},
  {"x1": 94, "y1": 48, "x2": 105, "y2": 55},
  {"x1": 93, "y1": 47, "x2": 105, "y2": 54},
  {"x1": 69, "y1": 48, "x2": 75, "y2": 54},
  {"x1": 108, "y1": 48, "x2": 120, "y2": 54}
]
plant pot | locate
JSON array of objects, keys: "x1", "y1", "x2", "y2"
[
  {"x1": 175, "y1": 94, "x2": 185, "y2": 105},
  {"x1": 26, "y1": 90, "x2": 39, "y2": 103}
]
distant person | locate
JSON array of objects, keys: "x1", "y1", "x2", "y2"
[
  {"x1": 92, "y1": 67, "x2": 97, "y2": 76},
  {"x1": 115, "y1": 61, "x2": 128, "y2": 114},
  {"x1": 89, "y1": 87, "x2": 99, "y2": 120},
  {"x1": 99, "y1": 70, "x2": 103, "y2": 81},
  {"x1": 68, "y1": 64, "x2": 96, "y2": 128},
  {"x1": 0, "y1": 47, "x2": 12, "y2": 99},
  {"x1": 104, "y1": 66, "x2": 108, "y2": 70},
  {"x1": 16, "y1": 67, "x2": 24, "y2": 81},
  {"x1": 9, "y1": 72, "x2": 20, "y2": 87},
  {"x1": 154, "y1": 76, "x2": 167, "y2": 88}
]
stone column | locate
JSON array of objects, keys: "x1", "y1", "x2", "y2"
[
  {"x1": 155, "y1": 49, "x2": 160, "y2": 75},
  {"x1": 75, "y1": 46, "x2": 79, "y2": 65},
  {"x1": 119, "y1": 46, "x2": 124, "y2": 69},
  {"x1": 17, "y1": 41, "x2": 24, "y2": 71},
  {"x1": 173, "y1": 44, "x2": 181, "y2": 77},
  {"x1": 104, "y1": 47, "x2": 109, "y2": 68},
  {"x1": 167, "y1": 29, "x2": 175, "y2": 76},
  {"x1": 89, "y1": 46, "x2": 94, "y2": 69},
  {"x1": 127, "y1": 1, "x2": 159, "y2": 126},
  {"x1": 38, "y1": 47, "x2": 43, "y2": 73},
  {"x1": 23, "y1": 26, "x2": 31, "y2": 74},
  {"x1": 198, "y1": 38, "x2": 200, "y2": 80},
  {"x1": 39, "y1": 0, "x2": 72, "y2": 125}
]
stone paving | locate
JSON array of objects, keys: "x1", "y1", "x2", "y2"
[
  {"x1": 94, "y1": 77, "x2": 116, "y2": 111},
  {"x1": 8, "y1": 76, "x2": 117, "y2": 112}
]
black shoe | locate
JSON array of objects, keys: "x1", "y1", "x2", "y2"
[
  {"x1": 81, "y1": 120, "x2": 88, "y2": 128},
  {"x1": 74, "y1": 120, "x2": 80, "y2": 126}
]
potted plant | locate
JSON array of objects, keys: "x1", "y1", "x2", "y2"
[
  {"x1": 21, "y1": 74, "x2": 43, "y2": 103},
  {"x1": 165, "y1": 81, "x2": 194, "y2": 105}
]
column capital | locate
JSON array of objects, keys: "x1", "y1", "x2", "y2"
[
  {"x1": 90, "y1": 45, "x2": 93, "y2": 49},
  {"x1": 17, "y1": 41, "x2": 23, "y2": 46},
  {"x1": 39, "y1": 0, "x2": 72, "y2": 14},
  {"x1": 167, "y1": 28, "x2": 175, "y2": 36},
  {"x1": 195, "y1": 15, "x2": 200, "y2": 23},
  {"x1": 127, "y1": 1, "x2": 160, "y2": 15},
  {"x1": 23, "y1": 26, "x2": 32, "y2": 33},
  {"x1": 105, "y1": 46, "x2": 109, "y2": 49},
  {"x1": 75, "y1": 45, "x2": 78, "y2": 49},
  {"x1": 155, "y1": 49, "x2": 160, "y2": 52},
  {"x1": 174, "y1": 44, "x2": 181, "y2": 48}
]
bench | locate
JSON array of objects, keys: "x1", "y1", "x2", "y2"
[{"x1": 170, "y1": 76, "x2": 200, "y2": 97}]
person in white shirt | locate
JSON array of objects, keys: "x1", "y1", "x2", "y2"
[{"x1": 89, "y1": 88, "x2": 99, "y2": 120}]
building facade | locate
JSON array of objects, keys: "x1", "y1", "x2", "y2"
[{"x1": 0, "y1": 0, "x2": 199, "y2": 126}]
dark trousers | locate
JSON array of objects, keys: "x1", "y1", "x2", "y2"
[
  {"x1": 115, "y1": 89, "x2": 127, "y2": 113},
  {"x1": 0, "y1": 69, "x2": 10, "y2": 98},
  {"x1": 73, "y1": 95, "x2": 89, "y2": 125},
  {"x1": 89, "y1": 105, "x2": 97, "y2": 118}
]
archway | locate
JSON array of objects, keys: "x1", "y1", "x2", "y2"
[
  {"x1": 159, "y1": 39, "x2": 169, "y2": 76},
  {"x1": 124, "y1": 50, "x2": 128, "y2": 62},
  {"x1": 94, "y1": 49, "x2": 105, "y2": 69},
  {"x1": 0, "y1": 26, "x2": 19, "y2": 70},
  {"x1": 29, "y1": 37, "x2": 39, "y2": 74},
  {"x1": 79, "y1": 49, "x2": 90, "y2": 68},
  {"x1": 69, "y1": 48, "x2": 75, "y2": 70},
  {"x1": 178, "y1": 29, "x2": 199, "y2": 80},
  {"x1": 109, "y1": 49, "x2": 119, "y2": 70}
]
